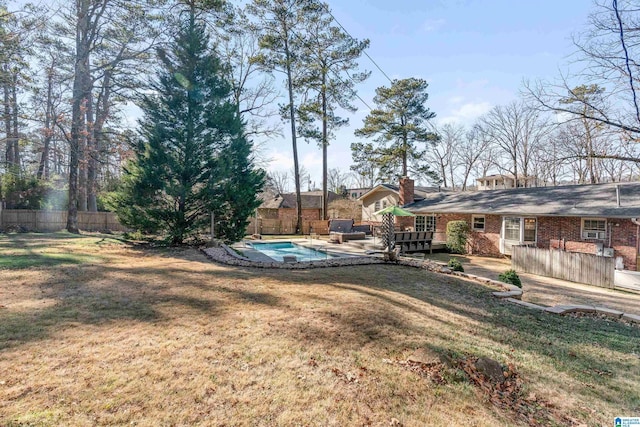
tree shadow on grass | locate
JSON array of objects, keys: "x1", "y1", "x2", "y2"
[
  {"x1": 0, "y1": 252, "x2": 287, "y2": 352},
  {"x1": 190, "y1": 260, "x2": 640, "y2": 412},
  {"x1": 2, "y1": 245, "x2": 639, "y2": 415}
]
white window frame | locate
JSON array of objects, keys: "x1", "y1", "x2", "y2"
[
  {"x1": 502, "y1": 216, "x2": 537, "y2": 243},
  {"x1": 374, "y1": 201, "x2": 381, "y2": 211},
  {"x1": 472, "y1": 215, "x2": 485, "y2": 232},
  {"x1": 581, "y1": 218, "x2": 607, "y2": 240},
  {"x1": 415, "y1": 215, "x2": 436, "y2": 232}
]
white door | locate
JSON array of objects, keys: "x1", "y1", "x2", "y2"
[{"x1": 500, "y1": 217, "x2": 537, "y2": 255}]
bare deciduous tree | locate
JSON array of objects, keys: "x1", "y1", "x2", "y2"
[
  {"x1": 428, "y1": 122, "x2": 464, "y2": 189},
  {"x1": 266, "y1": 170, "x2": 290, "y2": 194},
  {"x1": 476, "y1": 101, "x2": 550, "y2": 187},
  {"x1": 524, "y1": 0, "x2": 640, "y2": 166}
]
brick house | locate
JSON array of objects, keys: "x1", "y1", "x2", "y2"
[
  {"x1": 476, "y1": 173, "x2": 536, "y2": 190},
  {"x1": 399, "y1": 179, "x2": 640, "y2": 271},
  {"x1": 257, "y1": 190, "x2": 341, "y2": 221},
  {"x1": 358, "y1": 181, "x2": 443, "y2": 224}
]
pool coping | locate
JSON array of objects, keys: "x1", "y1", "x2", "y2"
[{"x1": 232, "y1": 239, "x2": 360, "y2": 263}]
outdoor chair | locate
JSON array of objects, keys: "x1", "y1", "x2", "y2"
[
  {"x1": 393, "y1": 231, "x2": 433, "y2": 254},
  {"x1": 328, "y1": 219, "x2": 366, "y2": 244}
]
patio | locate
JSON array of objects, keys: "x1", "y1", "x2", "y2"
[{"x1": 424, "y1": 253, "x2": 640, "y2": 317}]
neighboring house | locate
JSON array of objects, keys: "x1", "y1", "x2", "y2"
[
  {"x1": 476, "y1": 174, "x2": 536, "y2": 190},
  {"x1": 347, "y1": 187, "x2": 371, "y2": 200},
  {"x1": 257, "y1": 190, "x2": 341, "y2": 221},
  {"x1": 399, "y1": 179, "x2": 640, "y2": 271},
  {"x1": 358, "y1": 180, "x2": 443, "y2": 223}
]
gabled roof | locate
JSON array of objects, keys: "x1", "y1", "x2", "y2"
[
  {"x1": 407, "y1": 182, "x2": 640, "y2": 218},
  {"x1": 357, "y1": 183, "x2": 443, "y2": 202},
  {"x1": 259, "y1": 191, "x2": 340, "y2": 210}
]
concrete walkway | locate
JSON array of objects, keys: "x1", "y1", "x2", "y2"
[{"x1": 424, "y1": 253, "x2": 640, "y2": 317}]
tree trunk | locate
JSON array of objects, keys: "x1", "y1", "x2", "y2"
[
  {"x1": 68, "y1": 0, "x2": 91, "y2": 234},
  {"x1": 11, "y1": 72, "x2": 19, "y2": 171},
  {"x1": 401, "y1": 123, "x2": 408, "y2": 176},
  {"x1": 37, "y1": 70, "x2": 54, "y2": 180},
  {"x1": 86, "y1": 72, "x2": 97, "y2": 212},
  {"x1": 3, "y1": 66, "x2": 12, "y2": 168},
  {"x1": 284, "y1": 31, "x2": 302, "y2": 234},
  {"x1": 321, "y1": 71, "x2": 328, "y2": 220},
  {"x1": 88, "y1": 70, "x2": 112, "y2": 212}
]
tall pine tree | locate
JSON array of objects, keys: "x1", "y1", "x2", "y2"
[{"x1": 113, "y1": 5, "x2": 264, "y2": 244}]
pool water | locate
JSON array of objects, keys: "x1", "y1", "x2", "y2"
[{"x1": 249, "y1": 241, "x2": 338, "y2": 262}]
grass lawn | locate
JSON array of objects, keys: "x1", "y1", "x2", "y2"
[{"x1": 1, "y1": 233, "x2": 639, "y2": 426}]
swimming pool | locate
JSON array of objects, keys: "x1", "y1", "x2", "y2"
[{"x1": 248, "y1": 241, "x2": 339, "y2": 262}]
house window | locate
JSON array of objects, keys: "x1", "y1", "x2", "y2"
[
  {"x1": 382, "y1": 200, "x2": 388, "y2": 208},
  {"x1": 415, "y1": 215, "x2": 436, "y2": 232},
  {"x1": 472, "y1": 215, "x2": 485, "y2": 232},
  {"x1": 503, "y1": 217, "x2": 521, "y2": 241},
  {"x1": 351, "y1": 192, "x2": 357, "y2": 199},
  {"x1": 524, "y1": 218, "x2": 537, "y2": 242},
  {"x1": 374, "y1": 201, "x2": 381, "y2": 211},
  {"x1": 503, "y1": 217, "x2": 537, "y2": 242},
  {"x1": 582, "y1": 218, "x2": 606, "y2": 240}
]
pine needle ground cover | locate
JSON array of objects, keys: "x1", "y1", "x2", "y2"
[{"x1": 1, "y1": 233, "x2": 638, "y2": 426}]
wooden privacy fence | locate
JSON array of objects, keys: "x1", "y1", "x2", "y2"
[
  {"x1": 511, "y1": 246, "x2": 615, "y2": 288},
  {"x1": 0, "y1": 209, "x2": 127, "y2": 232},
  {"x1": 246, "y1": 218, "x2": 331, "y2": 235}
]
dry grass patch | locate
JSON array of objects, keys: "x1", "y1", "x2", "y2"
[{"x1": 0, "y1": 233, "x2": 639, "y2": 426}]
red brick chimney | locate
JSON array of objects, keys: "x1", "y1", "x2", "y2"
[{"x1": 399, "y1": 177, "x2": 414, "y2": 206}]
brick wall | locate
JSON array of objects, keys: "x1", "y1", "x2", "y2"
[
  {"x1": 418, "y1": 212, "x2": 639, "y2": 270},
  {"x1": 539, "y1": 217, "x2": 638, "y2": 270},
  {"x1": 396, "y1": 216, "x2": 415, "y2": 231},
  {"x1": 399, "y1": 177, "x2": 414, "y2": 206},
  {"x1": 430, "y1": 213, "x2": 502, "y2": 257}
]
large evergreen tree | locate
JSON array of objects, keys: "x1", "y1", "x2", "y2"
[
  {"x1": 294, "y1": 6, "x2": 370, "y2": 220},
  {"x1": 354, "y1": 78, "x2": 439, "y2": 182},
  {"x1": 113, "y1": 5, "x2": 264, "y2": 244},
  {"x1": 247, "y1": 0, "x2": 322, "y2": 234}
]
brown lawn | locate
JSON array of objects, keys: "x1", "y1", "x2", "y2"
[{"x1": 1, "y1": 233, "x2": 639, "y2": 426}]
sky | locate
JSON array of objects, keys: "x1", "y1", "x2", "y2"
[{"x1": 263, "y1": 0, "x2": 597, "y2": 188}]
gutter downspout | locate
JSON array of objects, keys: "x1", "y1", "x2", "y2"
[{"x1": 631, "y1": 218, "x2": 640, "y2": 271}]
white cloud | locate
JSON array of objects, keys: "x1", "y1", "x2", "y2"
[
  {"x1": 266, "y1": 150, "x2": 294, "y2": 172},
  {"x1": 439, "y1": 101, "x2": 492, "y2": 124},
  {"x1": 421, "y1": 18, "x2": 446, "y2": 33}
]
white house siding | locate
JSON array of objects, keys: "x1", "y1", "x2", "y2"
[{"x1": 361, "y1": 189, "x2": 399, "y2": 223}]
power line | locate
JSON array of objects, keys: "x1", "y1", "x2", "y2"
[
  {"x1": 288, "y1": 27, "x2": 374, "y2": 111},
  {"x1": 323, "y1": 1, "x2": 393, "y2": 84}
]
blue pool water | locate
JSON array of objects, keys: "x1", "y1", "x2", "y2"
[{"x1": 249, "y1": 241, "x2": 338, "y2": 262}]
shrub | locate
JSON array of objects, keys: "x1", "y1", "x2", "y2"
[
  {"x1": 447, "y1": 257, "x2": 464, "y2": 272},
  {"x1": 446, "y1": 220, "x2": 470, "y2": 254},
  {"x1": 0, "y1": 173, "x2": 63, "y2": 209},
  {"x1": 498, "y1": 269, "x2": 522, "y2": 288}
]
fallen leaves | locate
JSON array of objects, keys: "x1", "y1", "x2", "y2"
[
  {"x1": 459, "y1": 356, "x2": 581, "y2": 427},
  {"x1": 330, "y1": 367, "x2": 359, "y2": 383}
]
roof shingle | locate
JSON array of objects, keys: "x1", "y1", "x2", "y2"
[{"x1": 407, "y1": 182, "x2": 640, "y2": 218}]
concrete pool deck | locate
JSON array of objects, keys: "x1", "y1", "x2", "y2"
[
  {"x1": 233, "y1": 236, "x2": 380, "y2": 262},
  {"x1": 234, "y1": 236, "x2": 448, "y2": 262}
]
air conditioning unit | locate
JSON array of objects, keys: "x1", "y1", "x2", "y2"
[
  {"x1": 603, "y1": 248, "x2": 614, "y2": 257},
  {"x1": 584, "y1": 231, "x2": 605, "y2": 239},
  {"x1": 595, "y1": 243, "x2": 604, "y2": 256}
]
